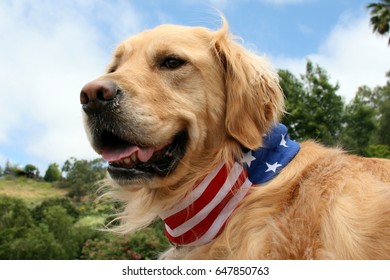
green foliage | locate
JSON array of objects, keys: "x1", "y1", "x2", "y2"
[
  {"x1": 0, "y1": 196, "x2": 63, "y2": 259},
  {"x1": 0, "y1": 160, "x2": 131, "y2": 260},
  {"x1": 0, "y1": 194, "x2": 169, "y2": 260},
  {"x1": 32, "y1": 197, "x2": 80, "y2": 222},
  {"x1": 24, "y1": 164, "x2": 39, "y2": 179},
  {"x1": 60, "y1": 158, "x2": 106, "y2": 201},
  {"x1": 340, "y1": 72, "x2": 390, "y2": 155},
  {"x1": 279, "y1": 62, "x2": 389, "y2": 157},
  {"x1": 301, "y1": 61, "x2": 344, "y2": 146},
  {"x1": 0, "y1": 196, "x2": 34, "y2": 243},
  {"x1": 278, "y1": 69, "x2": 307, "y2": 141},
  {"x1": 341, "y1": 90, "x2": 377, "y2": 155},
  {"x1": 376, "y1": 72, "x2": 390, "y2": 146},
  {"x1": 40, "y1": 205, "x2": 81, "y2": 259},
  {"x1": 44, "y1": 163, "x2": 62, "y2": 182},
  {"x1": 81, "y1": 236, "x2": 143, "y2": 260},
  {"x1": 125, "y1": 220, "x2": 170, "y2": 259},
  {"x1": 2, "y1": 162, "x2": 39, "y2": 179},
  {"x1": 367, "y1": 0, "x2": 390, "y2": 44},
  {"x1": 80, "y1": 221, "x2": 170, "y2": 260},
  {"x1": 1, "y1": 223, "x2": 64, "y2": 260},
  {"x1": 0, "y1": 196, "x2": 85, "y2": 259},
  {"x1": 4, "y1": 161, "x2": 23, "y2": 177},
  {"x1": 280, "y1": 61, "x2": 344, "y2": 146},
  {"x1": 365, "y1": 145, "x2": 390, "y2": 159}
]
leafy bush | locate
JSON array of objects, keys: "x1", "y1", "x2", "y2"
[
  {"x1": 0, "y1": 196, "x2": 67, "y2": 259},
  {"x1": 365, "y1": 144, "x2": 390, "y2": 159},
  {"x1": 81, "y1": 220, "x2": 170, "y2": 260},
  {"x1": 81, "y1": 235, "x2": 143, "y2": 260},
  {"x1": 0, "y1": 196, "x2": 34, "y2": 248},
  {"x1": 44, "y1": 163, "x2": 62, "y2": 182},
  {"x1": 0, "y1": 196, "x2": 34, "y2": 230},
  {"x1": 32, "y1": 197, "x2": 80, "y2": 221},
  {"x1": 0, "y1": 196, "x2": 86, "y2": 259},
  {"x1": 40, "y1": 205, "x2": 81, "y2": 259},
  {"x1": 2, "y1": 224, "x2": 64, "y2": 259},
  {"x1": 126, "y1": 222, "x2": 170, "y2": 259},
  {"x1": 0, "y1": 195, "x2": 170, "y2": 260}
]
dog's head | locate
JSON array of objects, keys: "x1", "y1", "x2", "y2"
[{"x1": 80, "y1": 20, "x2": 284, "y2": 189}]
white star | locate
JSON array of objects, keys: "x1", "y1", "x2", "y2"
[
  {"x1": 265, "y1": 162, "x2": 282, "y2": 173},
  {"x1": 242, "y1": 151, "x2": 256, "y2": 167},
  {"x1": 280, "y1": 134, "x2": 288, "y2": 147}
]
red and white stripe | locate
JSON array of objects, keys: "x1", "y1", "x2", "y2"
[{"x1": 159, "y1": 162, "x2": 252, "y2": 246}]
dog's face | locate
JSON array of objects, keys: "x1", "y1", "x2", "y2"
[{"x1": 80, "y1": 23, "x2": 283, "y2": 188}]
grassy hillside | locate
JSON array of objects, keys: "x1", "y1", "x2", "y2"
[
  {"x1": 0, "y1": 177, "x2": 67, "y2": 207},
  {"x1": 0, "y1": 175, "x2": 169, "y2": 259}
]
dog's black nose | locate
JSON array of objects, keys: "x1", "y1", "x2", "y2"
[{"x1": 80, "y1": 80, "x2": 119, "y2": 114}]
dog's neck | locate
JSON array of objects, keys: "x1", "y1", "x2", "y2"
[{"x1": 159, "y1": 123, "x2": 300, "y2": 247}]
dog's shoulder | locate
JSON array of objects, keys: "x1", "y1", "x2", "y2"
[{"x1": 294, "y1": 140, "x2": 390, "y2": 182}]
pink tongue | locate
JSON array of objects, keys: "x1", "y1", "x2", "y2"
[{"x1": 102, "y1": 146, "x2": 155, "y2": 163}]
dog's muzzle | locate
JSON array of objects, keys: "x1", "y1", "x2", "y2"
[{"x1": 80, "y1": 79, "x2": 188, "y2": 183}]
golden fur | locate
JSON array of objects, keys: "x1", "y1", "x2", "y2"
[{"x1": 83, "y1": 19, "x2": 390, "y2": 259}]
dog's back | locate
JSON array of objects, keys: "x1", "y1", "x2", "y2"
[{"x1": 180, "y1": 141, "x2": 390, "y2": 259}]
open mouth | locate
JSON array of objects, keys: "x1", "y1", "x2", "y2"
[{"x1": 97, "y1": 129, "x2": 188, "y2": 182}]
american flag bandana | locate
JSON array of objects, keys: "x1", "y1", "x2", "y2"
[{"x1": 159, "y1": 123, "x2": 300, "y2": 246}]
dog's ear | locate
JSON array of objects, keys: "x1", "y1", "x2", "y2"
[{"x1": 212, "y1": 20, "x2": 284, "y2": 150}]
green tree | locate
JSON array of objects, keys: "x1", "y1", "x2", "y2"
[
  {"x1": 0, "y1": 196, "x2": 60, "y2": 259},
  {"x1": 353, "y1": 72, "x2": 390, "y2": 147},
  {"x1": 60, "y1": 158, "x2": 106, "y2": 201},
  {"x1": 341, "y1": 90, "x2": 377, "y2": 155},
  {"x1": 367, "y1": 0, "x2": 390, "y2": 45},
  {"x1": 376, "y1": 71, "x2": 390, "y2": 146},
  {"x1": 337, "y1": 71, "x2": 390, "y2": 158},
  {"x1": 0, "y1": 196, "x2": 34, "y2": 240},
  {"x1": 301, "y1": 61, "x2": 344, "y2": 146},
  {"x1": 24, "y1": 164, "x2": 39, "y2": 179},
  {"x1": 44, "y1": 163, "x2": 62, "y2": 182},
  {"x1": 279, "y1": 61, "x2": 344, "y2": 146},
  {"x1": 278, "y1": 69, "x2": 308, "y2": 141},
  {"x1": 40, "y1": 205, "x2": 80, "y2": 259},
  {"x1": 0, "y1": 196, "x2": 85, "y2": 259}
]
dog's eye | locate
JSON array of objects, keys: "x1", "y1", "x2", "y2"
[
  {"x1": 107, "y1": 65, "x2": 117, "y2": 73},
  {"x1": 160, "y1": 57, "x2": 185, "y2": 69}
]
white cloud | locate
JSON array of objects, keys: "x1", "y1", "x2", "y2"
[
  {"x1": 0, "y1": 0, "x2": 144, "y2": 169},
  {"x1": 272, "y1": 13, "x2": 390, "y2": 102}
]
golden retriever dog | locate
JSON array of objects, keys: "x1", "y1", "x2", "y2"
[{"x1": 80, "y1": 19, "x2": 390, "y2": 259}]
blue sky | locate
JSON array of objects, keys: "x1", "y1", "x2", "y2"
[{"x1": 0, "y1": 0, "x2": 389, "y2": 174}]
